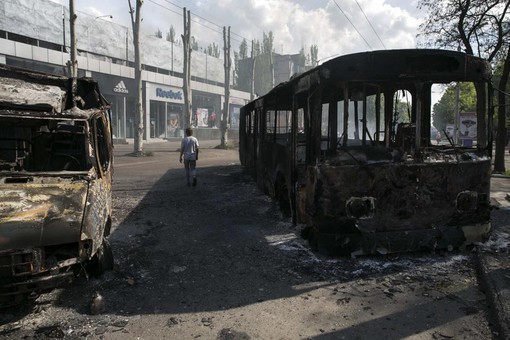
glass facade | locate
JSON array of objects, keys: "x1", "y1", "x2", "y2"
[
  {"x1": 149, "y1": 101, "x2": 183, "y2": 138},
  {"x1": 92, "y1": 74, "x2": 136, "y2": 141}
]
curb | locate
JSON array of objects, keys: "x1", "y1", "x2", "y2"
[{"x1": 474, "y1": 251, "x2": 510, "y2": 339}]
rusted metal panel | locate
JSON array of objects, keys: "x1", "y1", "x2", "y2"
[
  {"x1": 0, "y1": 77, "x2": 66, "y2": 113},
  {"x1": 80, "y1": 174, "x2": 112, "y2": 258},
  {"x1": 301, "y1": 155, "x2": 491, "y2": 255},
  {"x1": 0, "y1": 181, "x2": 87, "y2": 249}
]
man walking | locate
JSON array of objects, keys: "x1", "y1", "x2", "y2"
[{"x1": 179, "y1": 128, "x2": 200, "y2": 186}]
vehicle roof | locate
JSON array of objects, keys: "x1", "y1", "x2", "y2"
[
  {"x1": 260, "y1": 48, "x2": 491, "y2": 100},
  {"x1": 0, "y1": 64, "x2": 110, "y2": 119}
]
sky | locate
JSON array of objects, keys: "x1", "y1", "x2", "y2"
[{"x1": 49, "y1": 0, "x2": 428, "y2": 62}]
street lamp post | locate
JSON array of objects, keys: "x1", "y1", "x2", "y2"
[{"x1": 126, "y1": 27, "x2": 129, "y2": 65}]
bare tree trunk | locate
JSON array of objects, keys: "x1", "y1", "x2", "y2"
[
  {"x1": 251, "y1": 40, "x2": 256, "y2": 101},
  {"x1": 129, "y1": 0, "x2": 144, "y2": 156},
  {"x1": 68, "y1": 0, "x2": 77, "y2": 78},
  {"x1": 182, "y1": 8, "x2": 192, "y2": 129},
  {"x1": 221, "y1": 26, "x2": 231, "y2": 148},
  {"x1": 68, "y1": 0, "x2": 78, "y2": 106},
  {"x1": 494, "y1": 50, "x2": 510, "y2": 172}
]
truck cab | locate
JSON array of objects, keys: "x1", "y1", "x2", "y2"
[{"x1": 0, "y1": 65, "x2": 114, "y2": 306}]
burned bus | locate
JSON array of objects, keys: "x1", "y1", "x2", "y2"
[
  {"x1": 0, "y1": 65, "x2": 114, "y2": 305},
  {"x1": 239, "y1": 49, "x2": 493, "y2": 255}
]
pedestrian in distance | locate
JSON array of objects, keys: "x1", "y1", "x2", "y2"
[{"x1": 179, "y1": 127, "x2": 199, "y2": 187}]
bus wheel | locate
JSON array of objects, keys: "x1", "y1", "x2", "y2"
[
  {"x1": 276, "y1": 177, "x2": 291, "y2": 217},
  {"x1": 301, "y1": 225, "x2": 319, "y2": 251},
  {"x1": 88, "y1": 238, "x2": 114, "y2": 278}
]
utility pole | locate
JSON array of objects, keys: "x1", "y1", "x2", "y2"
[
  {"x1": 128, "y1": 0, "x2": 144, "y2": 156},
  {"x1": 221, "y1": 26, "x2": 231, "y2": 147},
  {"x1": 182, "y1": 8, "x2": 192, "y2": 128},
  {"x1": 125, "y1": 28, "x2": 129, "y2": 65}
]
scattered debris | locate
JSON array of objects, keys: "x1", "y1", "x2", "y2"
[{"x1": 90, "y1": 292, "x2": 105, "y2": 315}]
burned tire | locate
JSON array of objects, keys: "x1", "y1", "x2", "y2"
[
  {"x1": 275, "y1": 177, "x2": 291, "y2": 218},
  {"x1": 88, "y1": 238, "x2": 114, "y2": 278}
]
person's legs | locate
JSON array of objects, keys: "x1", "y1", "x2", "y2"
[
  {"x1": 189, "y1": 160, "x2": 197, "y2": 186},
  {"x1": 184, "y1": 159, "x2": 191, "y2": 185}
]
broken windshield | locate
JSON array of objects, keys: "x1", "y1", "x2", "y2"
[{"x1": 0, "y1": 117, "x2": 90, "y2": 173}]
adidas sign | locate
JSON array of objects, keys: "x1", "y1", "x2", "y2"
[{"x1": 113, "y1": 80, "x2": 129, "y2": 94}]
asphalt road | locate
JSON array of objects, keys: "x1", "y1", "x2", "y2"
[{"x1": 1, "y1": 140, "x2": 509, "y2": 339}]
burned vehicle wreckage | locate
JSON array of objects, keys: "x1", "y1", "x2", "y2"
[
  {"x1": 239, "y1": 49, "x2": 493, "y2": 256},
  {"x1": 0, "y1": 65, "x2": 114, "y2": 306}
]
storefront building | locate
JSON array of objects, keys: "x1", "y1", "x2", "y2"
[
  {"x1": 229, "y1": 97, "x2": 246, "y2": 129},
  {"x1": 145, "y1": 82, "x2": 184, "y2": 139},
  {"x1": 192, "y1": 90, "x2": 221, "y2": 129},
  {"x1": 91, "y1": 72, "x2": 136, "y2": 140}
]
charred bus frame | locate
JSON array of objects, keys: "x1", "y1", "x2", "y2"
[
  {"x1": 239, "y1": 49, "x2": 493, "y2": 255},
  {"x1": 0, "y1": 65, "x2": 114, "y2": 306}
]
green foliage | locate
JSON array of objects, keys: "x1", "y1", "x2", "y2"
[
  {"x1": 239, "y1": 39, "x2": 248, "y2": 60},
  {"x1": 432, "y1": 82, "x2": 477, "y2": 131},
  {"x1": 298, "y1": 48, "x2": 306, "y2": 68},
  {"x1": 191, "y1": 36, "x2": 199, "y2": 51},
  {"x1": 310, "y1": 45, "x2": 319, "y2": 67},
  {"x1": 207, "y1": 43, "x2": 220, "y2": 58},
  {"x1": 262, "y1": 32, "x2": 274, "y2": 55},
  {"x1": 233, "y1": 32, "x2": 319, "y2": 95}
]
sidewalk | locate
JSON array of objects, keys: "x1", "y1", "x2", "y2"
[
  {"x1": 113, "y1": 139, "x2": 227, "y2": 155},
  {"x1": 479, "y1": 151, "x2": 510, "y2": 339}
]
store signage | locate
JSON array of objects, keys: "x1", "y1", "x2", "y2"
[
  {"x1": 156, "y1": 88, "x2": 183, "y2": 100},
  {"x1": 113, "y1": 80, "x2": 129, "y2": 94}
]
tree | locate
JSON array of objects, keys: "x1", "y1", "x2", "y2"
[
  {"x1": 262, "y1": 31, "x2": 274, "y2": 55},
  {"x1": 252, "y1": 31, "x2": 275, "y2": 95},
  {"x1": 167, "y1": 25, "x2": 176, "y2": 74},
  {"x1": 418, "y1": 0, "x2": 510, "y2": 172},
  {"x1": 233, "y1": 39, "x2": 248, "y2": 87},
  {"x1": 309, "y1": 45, "x2": 319, "y2": 67},
  {"x1": 432, "y1": 83, "x2": 477, "y2": 132},
  {"x1": 190, "y1": 36, "x2": 199, "y2": 51},
  {"x1": 166, "y1": 25, "x2": 175, "y2": 43},
  {"x1": 128, "y1": 0, "x2": 144, "y2": 156},
  {"x1": 207, "y1": 42, "x2": 220, "y2": 58},
  {"x1": 155, "y1": 28, "x2": 162, "y2": 38},
  {"x1": 493, "y1": 59, "x2": 510, "y2": 127},
  {"x1": 234, "y1": 39, "x2": 251, "y2": 91},
  {"x1": 221, "y1": 26, "x2": 231, "y2": 148},
  {"x1": 239, "y1": 39, "x2": 248, "y2": 59},
  {"x1": 68, "y1": 0, "x2": 78, "y2": 105},
  {"x1": 298, "y1": 47, "x2": 306, "y2": 69},
  {"x1": 182, "y1": 8, "x2": 192, "y2": 128}
]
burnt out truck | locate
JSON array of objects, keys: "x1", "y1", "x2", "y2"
[{"x1": 0, "y1": 65, "x2": 114, "y2": 306}]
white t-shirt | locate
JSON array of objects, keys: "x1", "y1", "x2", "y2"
[{"x1": 181, "y1": 136, "x2": 199, "y2": 160}]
